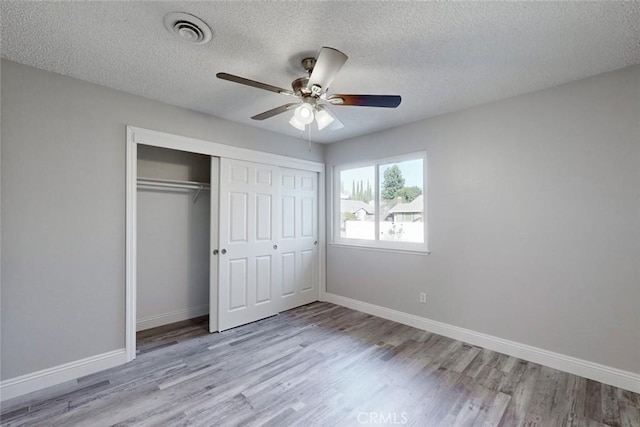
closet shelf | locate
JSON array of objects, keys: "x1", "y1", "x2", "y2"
[{"x1": 137, "y1": 177, "x2": 210, "y2": 203}]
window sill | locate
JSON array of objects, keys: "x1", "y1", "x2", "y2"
[{"x1": 328, "y1": 242, "x2": 431, "y2": 256}]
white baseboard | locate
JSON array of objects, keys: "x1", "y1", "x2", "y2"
[
  {"x1": 136, "y1": 304, "x2": 209, "y2": 331},
  {"x1": 323, "y1": 292, "x2": 640, "y2": 394},
  {"x1": 0, "y1": 349, "x2": 127, "y2": 402}
]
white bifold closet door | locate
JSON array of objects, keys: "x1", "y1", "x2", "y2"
[
  {"x1": 217, "y1": 159, "x2": 319, "y2": 332},
  {"x1": 278, "y1": 168, "x2": 319, "y2": 311},
  {"x1": 218, "y1": 158, "x2": 281, "y2": 331}
]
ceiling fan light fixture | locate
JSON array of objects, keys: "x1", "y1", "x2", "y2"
[
  {"x1": 314, "y1": 105, "x2": 335, "y2": 130},
  {"x1": 289, "y1": 115, "x2": 306, "y2": 131},
  {"x1": 294, "y1": 103, "x2": 315, "y2": 125}
]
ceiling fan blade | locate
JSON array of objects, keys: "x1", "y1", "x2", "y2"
[
  {"x1": 328, "y1": 94, "x2": 401, "y2": 108},
  {"x1": 217, "y1": 72, "x2": 295, "y2": 97},
  {"x1": 324, "y1": 105, "x2": 344, "y2": 130},
  {"x1": 307, "y1": 47, "x2": 348, "y2": 94},
  {"x1": 251, "y1": 103, "x2": 299, "y2": 120}
]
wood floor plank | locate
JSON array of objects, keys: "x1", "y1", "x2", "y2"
[
  {"x1": 538, "y1": 371, "x2": 571, "y2": 427},
  {"x1": 586, "y1": 378, "x2": 605, "y2": 423},
  {"x1": 619, "y1": 401, "x2": 640, "y2": 427},
  {"x1": 522, "y1": 365, "x2": 562, "y2": 426},
  {"x1": 565, "y1": 415, "x2": 614, "y2": 427},
  {"x1": 601, "y1": 383, "x2": 622, "y2": 427},
  {"x1": 423, "y1": 369, "x2": 469, "y2": 424},
  {"x1": 498, "y1": 358, "x2": 528, "y2": 396},
  {"x1": 449, "y1": 381, "x2": 495, "y2": 426},
  {"x1": 497, "y1": 362, "x2": 542, "y2": 427},
  {"x1": 1, "y1": 302, "x2": 636, "y2": 427},
  {"x1": 476, "y1": 390, "x2": 511, "y2": 426},
  {"x1": 566, "y1": 374, "x2": 588, "y2": 422},
  {"x1": 616, "y1": 388, "x2": 640, "y2": 408}
]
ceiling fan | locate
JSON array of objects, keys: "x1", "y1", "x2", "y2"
[{"x1": 216, "y1": 47, "x2": 401, "y2": 131}]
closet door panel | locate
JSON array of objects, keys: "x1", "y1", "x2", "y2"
[
  {"x1": 300, "y1": 249, "x2": 315, "y2": 291},
  {"x1": 228, "y1": 258, "x2": 248, "y2": 310},
  {"x1": 277, "y1": 168, "x2": 319, "y2": 310},
  {"x1": 281, "y1": 251, "x2": 296, "y2": 297},
  {"x1": 301, "y1": 196, "x2": 314, "y2": 238},
  {"x1": 255, "y1": 256, "x2": 272, "y2": 304},
  {"x1": 229, "y1": 193, "x2": 248, "y2": 242},
  {"x1": 218, "y1": 158, "x2": 279, "y2": 331},
  {"x1": 281, "y1": 196, "x2": 296, "y2": 239},
  {"x1": 255, "y1": 194, "x2": 273, "y2": 241}
]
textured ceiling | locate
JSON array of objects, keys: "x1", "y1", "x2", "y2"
[{"x1": 1, "y1": 1, "x2": 639, "y2": 143}]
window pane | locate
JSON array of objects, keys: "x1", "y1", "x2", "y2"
[
  {"x1": 339, "y1": 166, "x2": 375, "y2": 240},
  {"x1": 378, "y1": 158, "x2": 424, "y2": 243}
]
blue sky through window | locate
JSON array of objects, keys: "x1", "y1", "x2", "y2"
[{"x1": 340, "y1": 158, "x2": 423, "y2": 198}]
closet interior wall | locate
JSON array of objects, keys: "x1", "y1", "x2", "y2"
[{"x1": 136, "y1": 145, "x2": 211, "y2": 331}]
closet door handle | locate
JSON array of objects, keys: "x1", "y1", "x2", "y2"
[
  {"x1": 213, "y1": 249, "x2": 219, "y2": 255},
  {"x1": 273, "y1": 244, "x2": 278, "y2": 250},
  {"x1": 221, "y1": 249, "x2": 227, "y2": 255},
  {"x1": 314, "y1": 241, "x2": 318, "y2": 245}
]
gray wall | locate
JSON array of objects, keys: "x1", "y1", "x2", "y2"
[
  {"x1": 325, "y1": 65, "x2": 640, "y2": 374},
  {"x1": 0, "y1": 59, "x2": 323, "y2": 380},
  {"x1": 137, "y1": 146, "x2": 211, "y2": 330}
]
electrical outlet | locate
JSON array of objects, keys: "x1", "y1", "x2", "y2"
[{"x1": 419, "y1": 292, "x2": 427, "y2": 304}]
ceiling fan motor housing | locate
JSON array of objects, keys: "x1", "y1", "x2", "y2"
[{"x1": 292, "y1": 77, "x2": 310, "y2": 96}]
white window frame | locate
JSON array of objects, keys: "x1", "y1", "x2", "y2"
[{"x1": 332, "y1": 151, "x2": 428, "y2": 254}]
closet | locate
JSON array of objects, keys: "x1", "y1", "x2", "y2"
[
  {"x1": 128, "y1": 128, "x2": 322, "y2": 350},
  {"x1": 136, "y1": 145, "x2": 213, "y2": 331}
]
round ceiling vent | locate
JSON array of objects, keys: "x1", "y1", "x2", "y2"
[{"x1": 164, "y1": 12, "x2": 212, "y2": 44}]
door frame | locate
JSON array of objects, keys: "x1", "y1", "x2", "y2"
[{"x1": 125, "y1": 126, "x2": 325, "y2": 362}]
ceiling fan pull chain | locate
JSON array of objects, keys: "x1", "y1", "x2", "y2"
[{"x1": 308, "y1": 125, "x2": 312, "y2": 151}]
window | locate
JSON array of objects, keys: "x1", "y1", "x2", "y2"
[{"x1": 333, "y1": 152, "x2": 427, "y2": 252}]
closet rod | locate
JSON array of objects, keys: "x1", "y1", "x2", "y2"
[
  {"x1": 137, "y1": 177, "x2": 210, "y2": 190},
  {"x1": 137, "y1": 177, "x2": 210, "y2": 203}
]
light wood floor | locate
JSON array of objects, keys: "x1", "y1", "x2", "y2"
[{"x1": 1, "y1": 302, "x2": 639, "y2": 426}]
